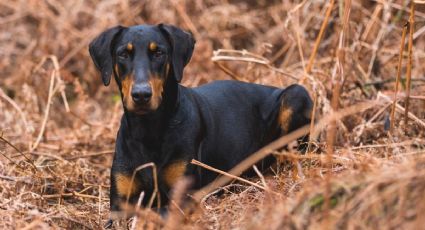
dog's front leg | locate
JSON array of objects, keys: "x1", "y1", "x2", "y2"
[{"x1": 105, "y1": 151, "x2": 145, "y2": 228}]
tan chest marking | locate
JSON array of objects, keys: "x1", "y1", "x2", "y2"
[
  {"x1": 279, "y1": 106, "x2": 293, "y2": 134},
  {"x1": 163, "y1": 161, "x2": 187, "y2": 188},
  {"x1": 115, "y1": 173, "x2": 139, "y2": 197}
]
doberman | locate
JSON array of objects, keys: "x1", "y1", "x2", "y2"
[{"x1": 89, "y1": 24, "x2": 312, "y2": 225}]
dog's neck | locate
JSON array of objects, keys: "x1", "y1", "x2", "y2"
[{"x1": 121, "y1": 77, "x2": 179, "y2": 145}]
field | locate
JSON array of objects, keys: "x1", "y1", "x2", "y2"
[{"x1": 1, "y1": 0, "x2": 425, "y2": 229}]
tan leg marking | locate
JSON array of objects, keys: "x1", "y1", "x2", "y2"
[
  {"x1": 279, "y1": 106, "x2": 293, "y2": 134},
  {"x1": 163, "y1": 161, "x2": 187, "y2": 188},
  {"x1": 115, "y1": 173, "x2": 139, "y2": 197}
]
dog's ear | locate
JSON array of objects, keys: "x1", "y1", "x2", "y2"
[
  {"x1": 89, "y1": 26, "x2": 126, "y2": 86},
  {"x1": 158, "y1": 24, "x2": 196, "y2": 82}
]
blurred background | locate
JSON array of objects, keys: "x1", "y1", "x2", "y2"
[{"x1": 1, "y1": 0, "x2": 425, "y2": 229}]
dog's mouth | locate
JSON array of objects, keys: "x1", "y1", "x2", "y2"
[
  {"x1": 126, "y1": 100, "x2": 163, "y2": 115},
  {"x1": 127, "y1": 104, "x2": 153, "y2": 115}
]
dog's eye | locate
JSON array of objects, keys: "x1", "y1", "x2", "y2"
[{"x1": 118, "y1": 51, "x2": 129, "y2": 59}]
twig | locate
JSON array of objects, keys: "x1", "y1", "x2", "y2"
[
  {"x1": 293, "y1": 16, "x2": 307, "y2": 74},
  {"x1": 0, "y1": 133, "x2": 38, "y2": 171},
  {"x1": 165, "y1": 178, "x2": 190, "y2": 230},
  {"x1": 213, "y1": 62, "x2": 244, "y2": 81},
  {"x1": 351, "y1": 140, "x2": 423, "y2": 150},
  {"x1": 191, "y1": 159, "x2": 275, "y2": 194},
  {"x1": 405, "y1": 95, "x2": 425, "y2": 100},
  {"x1": 324, "y1": 1, "x2": 350, "y2": 224},
  {"x1": 42, "y1": 191, "x2": 107, "y2": 200},
  {"x1": 98, "y1": 185, "x2": 102, "y2": 226},
  {"x1": 0, "y1": 88, "x2": 29, "y2": 131},
  {"x1": 126, "y1": 163, "x2": 160, "y2": 211},
  {"x1": 65, "y1": 150, "x2": 114, "y2": 160},
  {"x1": 212, "y1": 49, "x2": 299, "y2": 80},
  {"x1": 404, "y1": 2, "x2": 415, "y2": 132},
  {"x1": 171, "y1": 0, "x2": 201, "y2": 39},
  {"x1": 0, "y1": 146, "x2": 20, "y2": 169},
  {"x1": 30, "y1": 55, "x2": 70, "y2": 151},
  {"x1": 129, "y1": 191, "x2": 145, "y2": 230},
  {"x1": 252, "y1": 165, "x2": 269, "y2": 190},
  {"x1": 51, "y1": 215, "x2": 94, "y2": 230},
  {"x1": 30, "y1": 70, "x2": 56, "y2": 152},
  {"x1": 306, "y1": 0, "x2": 335, "y2": 74},
  {"x1": 379, "y1": 93, "x2": 425, "y2": 129},
  {"x1": 307, "y1": 92, "x2": 318, "y2": 153},
  {"x1": 390, "y1": 23, "x2": 408, "y2": 132}
]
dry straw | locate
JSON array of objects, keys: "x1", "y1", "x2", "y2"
[{"x1": 0, "y1": 0, "x2": 424, "y2": 229}]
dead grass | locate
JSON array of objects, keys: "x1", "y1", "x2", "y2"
[{"x1": 1, "y1": 0, "x2": 425, "y2": 229}]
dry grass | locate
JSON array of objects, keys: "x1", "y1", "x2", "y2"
[{"x1": 1, "y1": 0, "x2": 425, "y2": 229}]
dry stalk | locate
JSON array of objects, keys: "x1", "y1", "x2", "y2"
[
  {"x1": 0, "y1": 134, "x2": 37, "y2": 171},
  {"x1": 390, "y1": 23, "x2": 408, "y2": 132},
  {"x1": 98, "y1": 185, "x2": 102, "y2": 226},
  {"x1": 214, "y1": 62, "x2": 244, "y2": 81},
  {"x1": 307, "y1": 92, "x2": 318, "y2": 153},
  {"x1": 305, "y1": 0, "x2": 335, "y2": 74},
  {"x1": 252, "y1": 165, "x2": 269, "y2": 190},
  {"x1": 293, "y1": 13, "x2": 307, "y2": 74},
  {"x1": 164, "y1": 178, "x2": 190, "y2": 230},
  {"x1": 129, "y1": 191, "x2": 145, "y2": 230},
  {"x1": 212, "y1": 49, "x2": 298, "y2": 80},
  {"x1": 191, "y1": 159, "x2": 276, "y2": 195},
  {"x1": 171, "y1": 0, "x2": 201, "y2": 39},
  {"x1": 126, "y1": 162, "x2": 160, "y2": 210},
  {"x1": 379, "y1": 93, "x2": 425, "y2": 128},
  {"x1": 30, "y1": 71, "x2": 56, "y2": 152},
  {"x1": 324, "y1": 0, "x2": 350, "y2": 225},
  {"x1": 31, "y1": 55, "x2": 69, "y2": 152},
  {"x1": 65, "y1": 150, "x2": 114, "y2": 160},
  {"x1": 0, "y1": 88, "x2": 29, "y2": 130},
  {"x1": 404, "y1": 1, "x2": 415, "y2": 132},
  {"x1": 42, "y1": 191, "x2": 106, "y2": 200}
]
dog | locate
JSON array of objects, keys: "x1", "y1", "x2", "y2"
[{"x1": 89, "y1": 24, "x2": 312, "y2": 225}]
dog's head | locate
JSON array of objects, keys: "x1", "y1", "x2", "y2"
[{"x1": 89, "y1": 24, "x2": 195, "y2": 114}]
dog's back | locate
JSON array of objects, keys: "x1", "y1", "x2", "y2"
[{"x1": 190, "y1": 80, "x2": 312, "y2": 186}]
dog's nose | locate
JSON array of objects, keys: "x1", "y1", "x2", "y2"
[{"x1": 131, "y1": 85, "x2": 152, "y2": 103}]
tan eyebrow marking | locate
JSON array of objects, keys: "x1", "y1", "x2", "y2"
[
  {"x1": 149, "y1": 42, "x2": 157, "y2": 51},
  {"x1": 127, "y1": 43, "x2": 133, "y2": 51}
]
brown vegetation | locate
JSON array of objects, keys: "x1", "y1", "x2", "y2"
[{"x1": 1, "y1": 0, "x2": 425, "y2": 229}]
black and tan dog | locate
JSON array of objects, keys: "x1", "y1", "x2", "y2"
[{"x1": 89, "y1": 24, "x2": 312, "y2": 223}]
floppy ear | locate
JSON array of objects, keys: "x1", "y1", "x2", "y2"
[
  {"x1": 89, "y1": 26, "x2": 126, "y2": 86},
  {"x1": 158, "y1": 24, "x2": 196, "y2": 82}
]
